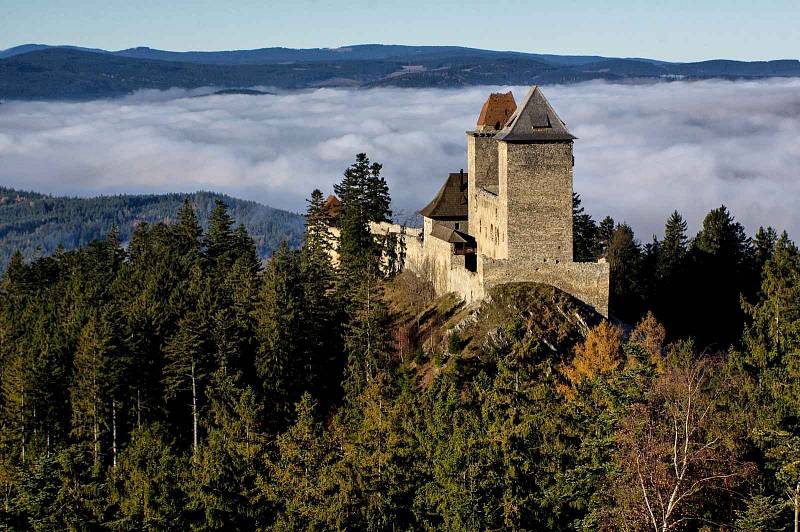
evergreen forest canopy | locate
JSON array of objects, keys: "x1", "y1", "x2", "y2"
[
  {"x1": 0, "y1": 187, "x2": 305, "y2": 273},
  {"x1": 0, "y1": 153, "x2": 798, "y2": 531}
]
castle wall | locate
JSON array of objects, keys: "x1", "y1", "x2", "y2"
[
  {"x1": 473, "y1": 189, "x2": 507, "y2": 259},
  {"x1": 372, "y1": 224, "x2": 609, "y2": 317},
  {"x1": 499, "y1": 141, "x2": 574, "y2": 264},
  {"x1": 342, "y1": 88, "x2": 609, "y2": 318},
  {"x1": 481, "y1": 257, "x2": 609, "y2": 317}
]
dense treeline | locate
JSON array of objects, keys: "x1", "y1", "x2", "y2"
[
  {"x1": 573, "y1": 194, "x2": 778, "y2": 349},
  {"x1": 0, "y1": 157, "x2": 797, "y2": 530},
  {"x1": 0, "y1": 187, "x2": 305, "y2": 273}
]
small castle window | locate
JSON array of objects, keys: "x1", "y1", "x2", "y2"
[{"x1": 455, "y1": 222, "x2": 460, "y2": 230}]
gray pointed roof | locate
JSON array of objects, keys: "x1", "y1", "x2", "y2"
[{"x1": 494, "y1": 86, "x2": 576, "y2": 142}]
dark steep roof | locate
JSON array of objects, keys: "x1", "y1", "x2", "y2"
[
  {"x1": 419, "y1": 171, "x2": 469, "y2": 219},
  {"x1": 429, "y1": 223, "x2": 475, "y2": 245},
  {"x1": 495, "y1": 85, "x2": 576, "y2": 142}
]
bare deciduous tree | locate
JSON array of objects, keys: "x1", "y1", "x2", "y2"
[{"x1": 609, "y1": 356, "x2": 753, "y2": 531}]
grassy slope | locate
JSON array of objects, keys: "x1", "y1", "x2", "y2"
[{"x1": 385, "y1": 273, "x2": 604, "y2": 386}]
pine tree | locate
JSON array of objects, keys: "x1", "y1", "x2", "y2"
[
  {"x1": 596, "y1": 216, "x2": 616, "y2": 258},
  {"x1": 606, "y1": 223, "x2": 644, "y2": 322},
  {"x1": 163, "y1": 311, "x2": 210, "y2": 454},
  {"x1": 205, "y1": 200, "x2": 234, "y2": 269},
  {"x1": 108, "y1": 423, "x2": 187, "y2": 530},
  {"x1": 300, "y1": 190, "x2": 339, "y2": 404},
  {"x1": 187, "y1": 370, "x2": 266, "y2": 529},
  {"x1": 658, "y1": 210, "x2": 688, "y2": 280},
  {"x1": 689, "y1": 205, "x2": 754, "y2": 346},
  {"x1": 573, "y1": 193, "x2": 598, "y2": 262},
  {"x1": 253, "y1": 243, "x2": 306, "y2": 425},
  {"x1": 268, "y1": 393, "x2": 334, "y2": 529}
]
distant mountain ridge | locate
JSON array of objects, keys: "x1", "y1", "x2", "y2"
[
  {"x1": 0, "y1": 187, "x2": 305, "y2": 272},
  {"x1": 0, "y1": 44, "x2": 799, "y2": 100},
  {"x1": 0, "y1": 43, "x2": 629, "y2": 65}
]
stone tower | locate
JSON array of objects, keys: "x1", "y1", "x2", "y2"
[
  {"x1": 407, "y1": 85, "x2": 609, "y2": 315},
  {"x1": 467, "y1": 86, "x2": 575, "y2": 265}
]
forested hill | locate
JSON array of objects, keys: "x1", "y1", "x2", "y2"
[
  {"x1": 0, "y1": 187, "x2": 304, "y2": 271},
  {"x1": 0, "y1": 154, "x2": 798, "y2": 529},
  {"x1": 2, "y1": 46, "x2": 800, "y2": 99}
]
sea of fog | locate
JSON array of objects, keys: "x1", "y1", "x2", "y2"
[{"x1": 1, "y1": 79, "x2": 799, "y2": 239}]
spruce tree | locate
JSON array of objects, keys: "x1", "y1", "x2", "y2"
[
  {"x1": 205, "y1": 200, "x2": 235, "y2": 269},
  {"x1": 334, "y1": 154, "x2": 393, "y2": 299},
  {"x1": 689, "y1": 205, "x2": 753, "y2": 346},
  {"x1": 163, "y1": 311, "x2": 210, "y2": 454},
  {"x1": 753, "y1": 226, "x2": 779, "y2": 276},
  {"x1": 342, "y1": 271, "x2": 394, "y2": 398},
  {"x1": 658, "y1": 210, "x2": 688, "y2": 280},
  {"x1": 268, "y1": 393, "x2": 334, "y2": 529},
  {"x1": 253, "y1": 243, "x2": 306, "y2": 426},
  {"x1": 606, "y1": 224, "x2": 643, "y2": 322},
  {"x1": 108, "y1": 423, "x2": 187, "y2": 529},
  {"x1": 69, "y1": 312, "x2": 118, "y2": 468},
  {"x1": 176, "y1": 198, "x2": 203, "y2": 254},
  {"x1": 596, "y1": 216, "x2": 616, "y2": 258},
  {"x1": 301, "y1": 190, "x2": 339, "y2": 403},
  {"x1": 572, "y1": 193, "x2": 598, "y2": 262},
  {"x1": 186, "y1": 370, "x2": 266, "y2": 529}
]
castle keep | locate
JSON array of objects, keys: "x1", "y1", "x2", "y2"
[{"x1": 379, "y1": 86, "x2": 610, "y2": 315}]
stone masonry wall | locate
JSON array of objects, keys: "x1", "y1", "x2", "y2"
[
  {"x1": 472, "y1": 189, "x2": 507, "y2": 259},
  {"x1": 500, "y1": 141, "x2": 574, "y2": 264},
  {"x1": 467, "y1": 134, "x2": 499, "y2": 194},
  {"x1": 369, "y1": 223, "x2": 609, "y2": 317},
  {"x1": 482, "y1": 257, "x2": 609, "y2": 317}
]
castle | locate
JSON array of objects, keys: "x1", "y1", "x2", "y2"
[{"x1": 347, "y1": 86, "x2": 610, "y2": 316}]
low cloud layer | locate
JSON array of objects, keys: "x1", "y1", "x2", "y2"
[{"x1": 1, "y1": 80, "x2": 799, "y2": 239}]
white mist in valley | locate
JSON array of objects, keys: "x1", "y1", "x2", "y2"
[{"x1": 1, "y1": 79, "x2": 799, "y2": 239}]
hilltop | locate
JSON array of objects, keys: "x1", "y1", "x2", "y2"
[
  {"x1": 0, "y1": 187, "x2": 305, "y2": 272},
  {"x1": 385, "y1": 274, "x2": 604, "y2": 385}
]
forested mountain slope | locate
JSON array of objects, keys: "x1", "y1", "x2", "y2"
[
  {"x1": 0, "y1": 187, "x2": 304, "y2": 271},
  {"x1": 1, "y1": 47, "x2": 799, "y2": 99},
  {"x1": 0, "y1": 155, "x2": 797, "y2": 529}
]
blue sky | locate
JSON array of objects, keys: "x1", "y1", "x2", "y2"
[{"x1": 1, "y1": 0, "x2": 798, "y2": 61}]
